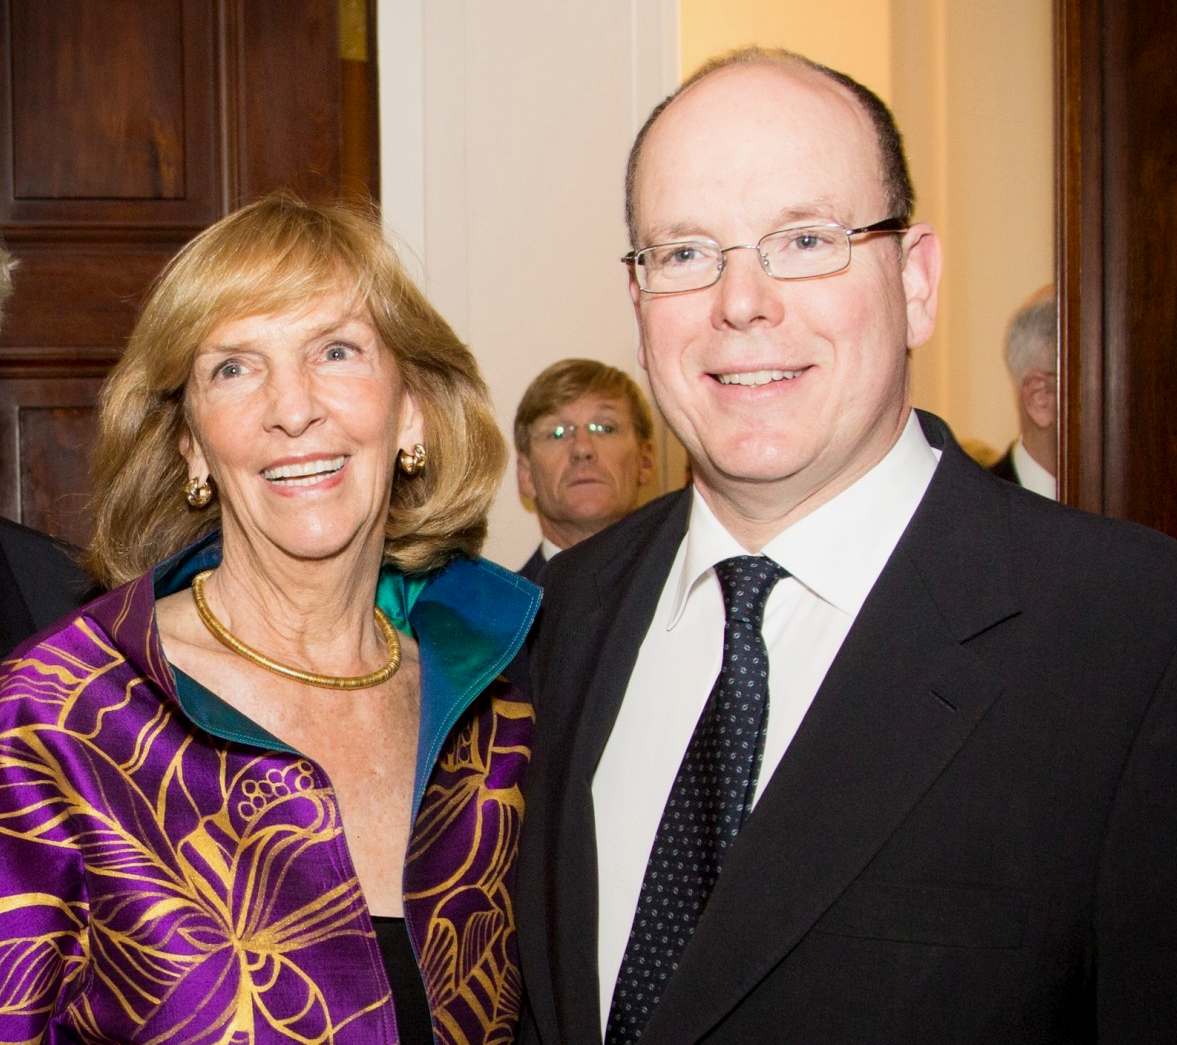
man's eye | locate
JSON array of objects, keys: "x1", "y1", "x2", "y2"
[
  {"x1": 548, "y1": 425, "x2": 571, "y2": 440},
  {"x1": 787, "y1": 228, "x2": 837, "y2": 251},
  {"x1": 647, "y1": 243, "x2": 713, "y2": 270},
  {"x1": 587, "y1": 422, "x2": 617, "y2": 435}
]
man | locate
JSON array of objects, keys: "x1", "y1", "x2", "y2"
[
  {"x1": 514, "y1": 358, "x2": 654, "y2": 581},
  {"x1": 0, "y1": 242, "x2": 94, "y2": 655},
  {"x1": 517, "y1": 48, "x2": 1177, "y2": 1044},
  {"x1": 991, "y1": 286, "x2": 1058, "y2": 498}
]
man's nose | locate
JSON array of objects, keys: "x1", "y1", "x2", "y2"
[
  {"x1": 569, "y1": 426, "x2": 597, "y2": 460},
  {"x1": 713, "y1": 245, "x2": 785, "y2": 330}
]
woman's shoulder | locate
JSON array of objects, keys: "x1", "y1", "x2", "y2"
[{"x1": 1, "y1": 574, "x2": 163, "y2": 727}]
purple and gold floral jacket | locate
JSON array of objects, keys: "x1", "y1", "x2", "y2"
[{"x1": 0, "y1": 536, "x2": 540, "y2": 1044}]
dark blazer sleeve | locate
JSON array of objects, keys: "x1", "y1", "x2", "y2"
[
  {"x1": 1096, "y1": 645, "x2": 1177, "y2": 1041},
  {"x1": 0, "y1": 517, "x2": 95, "y2": 656}
]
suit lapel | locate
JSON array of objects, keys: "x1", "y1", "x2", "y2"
[
  {"x1": 520, "y1": 491, "x2": 691, "y2": 1043},
  {"x1": 644, "y1": 424, "x2": 1022, "y2": 1043}
]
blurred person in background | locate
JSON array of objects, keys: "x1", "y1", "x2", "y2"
[{"x1": 990, "y1": 285, "x2": 1058, "y2": 499}]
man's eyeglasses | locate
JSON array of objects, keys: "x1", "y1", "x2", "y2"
[
  {"x1": 621, "y1": 216, "x2": 907, "y2": 294},
  {"x1": 536, "y1": 421, "x2": 620, "y2": 443}
]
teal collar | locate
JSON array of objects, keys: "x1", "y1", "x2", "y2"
[{"x1": 154, "y1": 534, "x2": 541, "y2": 815}]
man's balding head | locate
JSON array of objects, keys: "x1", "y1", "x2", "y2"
[
  {"x1": 624, "y1": 50, "x2": 941, "y2": 548},
  {"x1": 624, "y1": 47, "x2": 914, "y2": 249}
]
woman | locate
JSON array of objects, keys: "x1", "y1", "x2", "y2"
[{"x1": 0, "y1": 195, "x2": 539, "y2": 1043}]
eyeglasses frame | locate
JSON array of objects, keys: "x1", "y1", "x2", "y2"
[{"x1": 621, "y1": 216, "x2": 909, "y2": 294}]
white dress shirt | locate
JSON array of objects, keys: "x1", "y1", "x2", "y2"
[
  {"x1": 1011, "y1": 438, "x2": 1057, "y2": 500},
  {"x1": 591, "y1": 410, "x2": 941, "y2": 1029},
  {"x1": 540, "y1": 537, "x2": 563, "y2": 563}
]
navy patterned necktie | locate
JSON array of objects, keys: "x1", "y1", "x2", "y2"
[{"x1": 605, "y1": 555, "x2": 788, "y2": 1045}]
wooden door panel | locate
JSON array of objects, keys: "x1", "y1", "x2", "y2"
[
  {"x1": 234, "y1": 0, "x2": 342, "y2": 202},
  {"x1": 0, "y1": 0, "x2": 378, "y2": 542},
  {"x1": 1, "y1": 0, "x2": 220, "y2": 226},
  {"x1": 0, "y1": 376, "x2": 103, "y2": 546},
  {"x1": 1058, "y1": 0, "x2": 1177, "y2": 537},
  {"x1": 1, "y1": 242, "x2": 174, "y2": 351}
]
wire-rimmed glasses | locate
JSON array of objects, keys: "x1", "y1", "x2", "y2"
[{"x1": 622, "y1": 216, "x2": 907, "y2": 294}]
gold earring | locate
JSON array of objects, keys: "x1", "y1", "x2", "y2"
[
  {"x1": 397, "y1": 443, "x2": 427, "y2": 477},
  {"x1": 185, "y1": 476, "x2": 214, "y2": 508}
]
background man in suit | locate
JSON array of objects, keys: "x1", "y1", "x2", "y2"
[
  {"x1": 514, "y1": 358, "x2": 654, "y2": 581},
  {"x1": 0, "y1": 242, "x2": 94, "y2": 655},
  {"x1": 990, "y1": 285, "x2": 1058, "y2": 498},
  {"x1": 518, "y1": 47, "x2": 1177, "y2": 1043}
]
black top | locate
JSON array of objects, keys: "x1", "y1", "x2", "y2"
[{"x1": 371, "y1": 915, "x2": 433, "y2": 1043}]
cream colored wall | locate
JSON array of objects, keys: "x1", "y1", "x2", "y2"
[
  {"x1": 379, "y1": 0, "x2": 679, "y2": 568},
  {"x1": 680, "y1": 0, "x2": 892, "y2": 96},
  {"x1": 680, "y1": 0, "x2": 1054, "y2": 456},
  {"x1": 894, "y1": 1, "x2": 1054, "y2": 454}
]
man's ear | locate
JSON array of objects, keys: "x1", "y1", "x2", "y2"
[
  {"x1": 900, "y1": 223, "x2": 941, "y2": 349},
  {"x1": 516, "y1": 452, "x2": 536, "y2": 501},
  {"x1": 179, "y1": 426, "x2": 208, "y2": 480},
  {"x1": 628, "y1": 269, "x2": 650, "y2": 371},
  {"x1": 637, "y1": 439, "x2": 655, "y2": 486},
  {"x1": 1020, "y1": 369, "x2": 1058, "y2": 430}
]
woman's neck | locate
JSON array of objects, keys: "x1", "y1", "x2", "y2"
[{"x1": 202, "y1": 528, "x2": 390, "y2": 678}]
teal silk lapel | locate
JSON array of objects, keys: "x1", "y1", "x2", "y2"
[{"x1": 138, "y1": 535, "x2": 541, "y2": 818}]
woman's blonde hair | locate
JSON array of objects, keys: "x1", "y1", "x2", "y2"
[{"x1": 88, "y1": 193, "x2": 505, "y2": 587}]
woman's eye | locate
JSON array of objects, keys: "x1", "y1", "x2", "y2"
[
  {"x1": 325, "y1": 343, "x2": 354, "y2": 361},
  {"x1": 214, "y1": 360, "x2": 244, "y2": 380}
]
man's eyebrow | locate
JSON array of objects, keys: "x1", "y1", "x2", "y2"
[
  {"x1": 641, "y1": 200, "x2": 845, "y2": 245},
  {"x1": 641, "y1": 221, "x2": 719, "y2": 245},
  {"x1": 769, "y1": 200, "x2": 842, "y2": 226}
]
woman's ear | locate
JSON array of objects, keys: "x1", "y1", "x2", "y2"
[
  {"x1": 180, "y1": 426, "x2": 208, "y2": 479},
  {"x1": 397, "y1": 391, "x2": 425, "y2": 451}
]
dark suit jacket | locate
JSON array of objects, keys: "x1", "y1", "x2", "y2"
[
  {"x1": 990, "y1": 444, "x2": 1020, "y2": 485},
  {"x1": 0, "y1": 517, "x2": 94, "y2": 656},
  {"x1": 517, "y1": 411, "x2": 1177, "y2": 1044},
  {"x1": 518, "y1": 546, "x2": 548, "y2": 584}
]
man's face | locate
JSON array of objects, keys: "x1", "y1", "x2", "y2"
[
  {"x1": 517, "y1": 392, "x2": 654, "y2": 549},
  {"x1": 629, "y1": 62, "x2": 939, "y2": 541}
]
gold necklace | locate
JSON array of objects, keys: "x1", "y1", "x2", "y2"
[{"x1": 190, "y1": 569, "x2": 401, "y2": 690}]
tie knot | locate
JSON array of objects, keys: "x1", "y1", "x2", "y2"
[{"x1": 713, "y1": 555, "x2": 787, "y2": 626}]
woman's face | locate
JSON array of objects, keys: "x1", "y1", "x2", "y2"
[{"x1": 181, "y1": 285, "x2": 422, "y2": 565}]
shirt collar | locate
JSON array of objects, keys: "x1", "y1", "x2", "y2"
[
  {"x1": 1011, "y1": 438, "x2": 1057, "y2": 500},
  {"x1": 540, "y1": 537, "x2": 563, "y2": 562},
  {"x1": 667, "y1": 410, "x2": 940, "y2": 626}
]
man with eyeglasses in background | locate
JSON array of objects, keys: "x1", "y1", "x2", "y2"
[
  {"x1": 517, "y1": 47, "x2": 1177, "y2": 1044},
  {"x1": 514, "y1": 358, "x2": 654, "y2": 581}
]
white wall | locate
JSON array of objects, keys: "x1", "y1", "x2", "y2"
[{"x1": 378, "y1": 0, "x2": 679, "y2": 568}]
